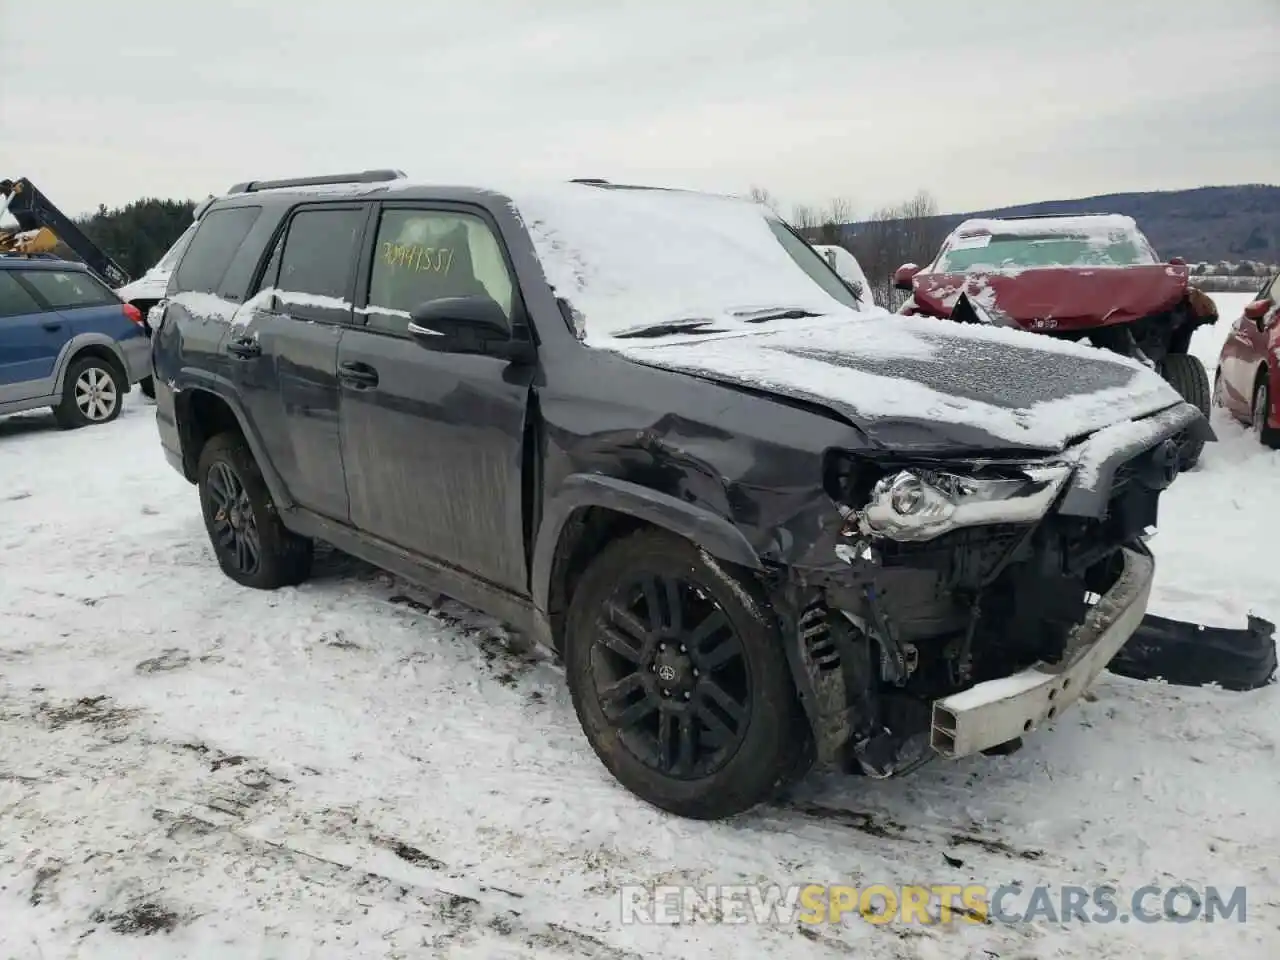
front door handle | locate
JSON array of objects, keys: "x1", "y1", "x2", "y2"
[
  {"x1": 227, "y1": 338, "x2": 261, "y2": 359},
  {"x1": 227, "y1": 340, "x2": 261, "y2": 359},
  {"x1": 42, "y1": 321, "x2": 62, "y2": 331},
  {"x1": 338, "y1": 361, "x2": 379, "y2": 388}
]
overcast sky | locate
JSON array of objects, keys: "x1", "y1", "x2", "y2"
[{"x1": 2, "y1": 0, "x2": 1276, "y2": 219}]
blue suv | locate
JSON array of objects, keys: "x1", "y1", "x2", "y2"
[{"x1": 0, "y1": 257, "x2": 150, "y2": 428}]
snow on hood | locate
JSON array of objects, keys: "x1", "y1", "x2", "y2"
[
  {"x1": 502, "y1": 185, "x2": 1182, "y2": 450},
  {"x1": 606, "y1": 313, "x2": 1186, "y2": 452},
  {"x1": 506, "y1": 185, "x2": 858, "y2": 342}
]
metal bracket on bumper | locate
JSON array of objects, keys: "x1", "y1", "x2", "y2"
[{"x1": 930, "y1": 546, "x2": 1154, "y2": 759}]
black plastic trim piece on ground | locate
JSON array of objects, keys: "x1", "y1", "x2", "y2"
[{"x1": 1108, "y1": 613, "x2": 1277, "y2": 692}]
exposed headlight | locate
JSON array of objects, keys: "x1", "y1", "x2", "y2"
[{"x1": 858, "y1": 465, "x2": 1072, "y2": 542}]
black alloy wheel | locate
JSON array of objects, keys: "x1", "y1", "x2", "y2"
[{"x1": 590, "y1": 571, "x2": 752, "y2": 780}]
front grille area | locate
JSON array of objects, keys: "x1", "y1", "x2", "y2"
[{"x1": 876, "y1": 522, "x2": 1030, "y2": 589}]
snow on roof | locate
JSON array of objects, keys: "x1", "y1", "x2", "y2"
[
  {"x1": 954, "y1": 213, "x2": 1143, "y2": 239},
  {"x1": 503, "y1": 184, "x2": 859, "y2": 343}
]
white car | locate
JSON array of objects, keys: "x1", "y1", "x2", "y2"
[
  {"x1": 812, "y1": 244, "x2": 876, "y2": 308},
  {"x1": 114, "y1": 221, "x2": 199, "y2": 397}
]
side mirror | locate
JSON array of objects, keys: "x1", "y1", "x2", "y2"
[
  {"x1": 1168, "y1": 256, "x2": 1186, "y2": 266},
  {"x1": 892, "y1": 263, "x2": 921, "y2": 291},
  {"x1": 406, "y1": 295, "x2": 530, "y2": 360},
  {"x1": 1243, "y1": 299, "x2": 1272, "y2": 324}
]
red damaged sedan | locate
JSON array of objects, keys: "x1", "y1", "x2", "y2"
[
  {"x1": 1215, "y1": 274, "x2": 1280, "y2": 448},
  {"x1": 893, "y1": 214, "x2": 1219, "y2": 466}
]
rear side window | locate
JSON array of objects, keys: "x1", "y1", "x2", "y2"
[
  {"x1": 276, "y1": 207, "x2": 366, "y2": 303},
  {"x1": 173, "y1": 206, "x2": 262, "y2": 295},
  {"x1": 0, "y1": 271, "x2": 46, "y2": 318},
  {"x1": 18, "y1": 270, "x2": 117, "y2": 309}
]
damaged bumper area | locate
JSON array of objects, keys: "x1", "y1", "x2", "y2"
[
  {"x1": 777, "y1": 401, "x2": 1202, "y2": 777},
  {"x1": 931, "y1": 546, "x2": 1153, "y2": 758}
]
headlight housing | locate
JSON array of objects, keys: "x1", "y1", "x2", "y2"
[{"x1": 856, "y1": 464, "x2": 1072, "y2": 542}]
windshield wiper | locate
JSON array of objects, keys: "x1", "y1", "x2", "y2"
[
  {"x1": 733, "y1": 308, "x2": 820, "y2": 323},
  {"x1": 613, "y1": 319, "x2": 728, "y2": 339},
  {"x1": 613, "y1": 308, "x2": 820, "y2": 339}
]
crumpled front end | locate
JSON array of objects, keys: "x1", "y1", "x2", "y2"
[
  {"x1": 908, "y1": 264, "x2": 1191, "y2": 333},
  {"x1": 770, "y1": 401, "x2": 1205, "y2": 777}
]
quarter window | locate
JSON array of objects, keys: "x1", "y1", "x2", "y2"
[
  {"x1": 364, "y1": 209, "x2": 514, "y2": 334},
  {"x1": 0, "y1": 271, "x2": 45, "y2": 318},
  {"x1": 173, "y1": 206, "x2": 262, "y2": 295},
  {"x1": 18, "y1": 269, "x2": 117, "y2": 309}
]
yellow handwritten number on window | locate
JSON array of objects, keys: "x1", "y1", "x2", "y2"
[{"x1": 380, "y1": 242, "x2": 454, "y2": 276}]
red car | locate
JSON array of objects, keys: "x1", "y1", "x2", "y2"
[
  {"x1": 893, "y1": 214, "x2": 1219, "y2": 466},
  {"x1": 1215, "y1": 274, "x2": 1280, "y2": 448}
]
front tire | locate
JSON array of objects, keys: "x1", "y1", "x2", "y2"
[
  {"x1": 563, "y1": 529, "x2": 808, "y2": 820},
  {"x1": 52, "y1": 356, "x2": 123, "y2": 429},
  {"x1": 1253, "y1": 378, "x2": 1280, "y2": 449},
  {"x1": 139, "y1": 376, "x2": 156, "y2": 400},
  {"x1": 1159, "y1": 353, "x2": 1210, "y2": 468},
  {"x1": 197, "y1": 432, "x2": 313, "y2": 589}
]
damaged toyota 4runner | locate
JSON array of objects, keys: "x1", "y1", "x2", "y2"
[{"x1": 151, "y1": 172, "x2": 1212, "y2": 820}]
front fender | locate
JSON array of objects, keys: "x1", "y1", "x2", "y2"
[{"x1": 530, "y1": 473, "x2": 762, "y2": 615}]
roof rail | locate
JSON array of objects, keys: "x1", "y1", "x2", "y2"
[
  {"x1": 985, "y1": 212, "x2": 1115, "y2": 220},
  {"x1": 227, "y1": 169, "x2": 407, "y2": 195},
  {"x1": 569, "y1": 178, "x2": 610, "y2": 185}
]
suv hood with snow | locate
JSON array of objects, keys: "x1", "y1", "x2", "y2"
[
  {"x1": 605, "y1": 312, "x2": 1187, "y2": 454},
  {"x1": 909, "y1": 263, "x2": 1188, "y2": 333}
]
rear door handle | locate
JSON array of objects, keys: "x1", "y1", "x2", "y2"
[
  {"x1": 338, "y1": 361, "x2": 379, "y2": 388},
  {"x1": 42, "y1": 321, "x2": 62, "y2": 331},
  {"x1": 226, "y1": 338, "x2": 261, "y2": 359}
]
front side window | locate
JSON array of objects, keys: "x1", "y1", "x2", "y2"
[
  {"x1": 0, "y1": 271, "x2": 46, "y2": 318},
  {"x1": 173, "y1": 206, "x2": 262, "y2": 295},
  {"x1": 276, "y1": 207, "x2": 366, "y2": 303},
  {"x1": 18, "y1": 269, "x2": 116, "y2": 309},
  {"x1": 364, "y1": 208, "x2": 515, "y2": 334}
]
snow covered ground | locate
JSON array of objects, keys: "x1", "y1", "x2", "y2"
[{"x1": 1, "y1": 294, "x2": 1276, "y2": 959}]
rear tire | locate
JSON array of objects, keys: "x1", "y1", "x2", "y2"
[
  {"x1": 1159, "y1": 353, "x2": 1210, "y2": 468},
  {"x1": 52, "y1": 355, "x2": 124, "y2": 429},
  {"x1": 197, "y1": 432, "x2": 313, "y2": 589},
  {"x1": 562, "y1": 528, "x2": 809, "y2": 820}
]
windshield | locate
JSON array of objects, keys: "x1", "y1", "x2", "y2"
[
  {"x1": 508, "y1": 184, "x2": 862, "y2": 344},
  {"x1": 935, "y1": 230, "x2": 1156, "y2": 273}
]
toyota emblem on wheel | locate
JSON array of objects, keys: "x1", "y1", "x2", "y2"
[{"x1": 656, "y1": 664, "x2": 677, "y2": 682}]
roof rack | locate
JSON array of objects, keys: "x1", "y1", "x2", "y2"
[{"x1": 227, "y1": 169, "x2": 407, "y2": 195}]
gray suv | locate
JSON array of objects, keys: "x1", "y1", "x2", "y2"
[{"x1": 151, "y1": 170, "x2": 1208, "y2": 819}]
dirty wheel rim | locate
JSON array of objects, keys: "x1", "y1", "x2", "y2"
[
  {"x1": 590, "y1": 572, "x2": 751, "y2": 780},
  {"x1": 207, "y1": 461, "x2": 261, "y2": 575},
  {"x1": 74, "y1": 367, "x2": 118, "y2": 421}
]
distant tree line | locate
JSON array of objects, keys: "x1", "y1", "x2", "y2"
[{"x1": 44, "y1": 198, "x2": 197, "y2": 282}]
